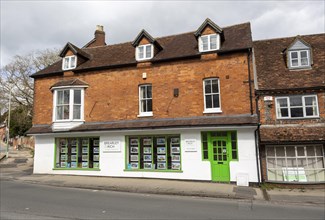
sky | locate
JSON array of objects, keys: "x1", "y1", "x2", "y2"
[{"x1": 1, "y1": 0, "x2": 324, "y2": 67}]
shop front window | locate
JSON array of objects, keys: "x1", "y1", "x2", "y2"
[
  {"x1": 266, "y1": 145, "x2": 325, "y2": 182},
  {"x1": 126, "y1": 135, "x2": 181, "y2": 171},
  {"x1": 55, "y1": 137, "x2": 100, "y2": 169}
]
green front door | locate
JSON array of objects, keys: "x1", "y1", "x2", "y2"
[{"x1": 209, "y1": 135, "x2": 230, "y2": 182}]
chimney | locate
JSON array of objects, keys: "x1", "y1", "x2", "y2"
[{"x1": 94, "y1": 25, "x2": 106, "y2": 46}]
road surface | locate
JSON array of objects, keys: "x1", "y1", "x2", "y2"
[{"x1": 1, "y1": 181, "x2": 324, "y2": 220}]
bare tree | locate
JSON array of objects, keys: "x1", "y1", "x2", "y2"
[{"x1": 0, "y1": 48, "x2": 60, "y2": 115}]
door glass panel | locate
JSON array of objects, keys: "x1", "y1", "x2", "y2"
[
  {"x1": 231, "y1": 142, "x2": 236, "y2": 150},
  {"x1": 218, "y1": 155, "x2": 222, "y2": 160},
  {"x1": 203, "y1": 151, "x2": 208, "y2": 159},
  {"x1": 219, "y1": 131, "x2": 227, "y2": 137},
  {"x1": 202, "y1": 142, "x2": 208, "y2": 151},
  {"x1": 214, "y1": 155, "x2": 218, "y2": 160},
  {"x1": 223, "y1": 155, "x2": 227, "y2": 161},
  {"x1": 232, "y1": 151, "x2": 237, "y2": 160}
]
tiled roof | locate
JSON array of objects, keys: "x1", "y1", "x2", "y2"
[
  {"x1": 254, "y1": 33, "x2": 325, "y2": 91},
  {"x1": 260, "y1": 125, "x2": 325, "y2": 143},
  {"x1": 26, "y1": 114, "x2": 258, "y2": 134},
  {"x1": 50, "y1": 78, "x2": 89, "y2": 89},
  {"x1": 31, "y1": 22, "x2": 252, "y2": 78}
]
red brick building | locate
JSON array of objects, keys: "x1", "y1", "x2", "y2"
[
  {"x1": 27, "y1": 19, "x2": 259, "y2": 184},
  {"x1": 254, "y1": 34, "x2": 325, "y2": 184}
]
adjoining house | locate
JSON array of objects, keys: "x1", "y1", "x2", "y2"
[
  {"x1": 27, "y1": 18, "x2": 260, "y2": 184},
  {"x1": 253, "y1": 34, "x2": 325, "y2": 184}
]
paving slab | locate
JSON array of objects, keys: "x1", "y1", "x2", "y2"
[{"x1": 1, "y1": 147, "x2": 324, "y2": 207}]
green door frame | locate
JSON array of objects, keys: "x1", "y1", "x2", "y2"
[{"x1": 208, "y1": 132, "x2": 231, "y2": 182}]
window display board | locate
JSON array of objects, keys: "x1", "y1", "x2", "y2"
[
  {"x1": 55, "y1": 137, "x2": 100, "y2": 169},
  {"x1": 127, "y1": 135, "x2": 181, "y2": 171}
]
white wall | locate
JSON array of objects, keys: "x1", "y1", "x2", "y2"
[
  {"x1": 33, "y1": 127, "x2": 258, "y2": 182},
  {"x1": 229, "y1": 128, "x2": 259, "y2": 182}
]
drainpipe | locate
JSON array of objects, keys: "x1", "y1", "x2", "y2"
[
  {"x1": 247, "y1": 48, "x2": 253, "y2": 115},
  {"x1": 254, "y1": 94, "x2": 262, "y2": 185},
  {"x1": 254, "y1": 123, "x2": 261, "y2": 185}
]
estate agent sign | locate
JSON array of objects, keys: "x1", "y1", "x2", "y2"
[
  {"x1": 184, "y1": 139, "x2": 197, "y2": 152},
  {"x1": 103, "y1": 140, "x2": 121, "y2": 152}
]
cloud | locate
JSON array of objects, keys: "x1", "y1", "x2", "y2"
[{"x1": 1, "y1": 1, "x2": 324, "y2": 67}]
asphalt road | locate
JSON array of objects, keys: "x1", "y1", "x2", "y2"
[{"x1": 1, "y1": 181, "x2": 324, "y2": 220}]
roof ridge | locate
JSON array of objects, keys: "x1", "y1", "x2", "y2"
[
  {"x1": 222, "y1": 21, "x2": 250, "y2": 29},
  {"x1": 253, "y1": 32, "x2": 325, "y2": 43},
  {"x1": 82, "y1": 22, "x2": 251, "y2": 50}
]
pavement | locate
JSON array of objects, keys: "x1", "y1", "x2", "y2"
[{"x1": 1, "y1": 146, "x2": 324, "y2": 207}]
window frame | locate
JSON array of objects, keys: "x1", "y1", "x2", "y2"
[
  {"x1": 138, "y1": 84, "x2": 153, "y2": 117},
  {"x1": 266, "y1": 145, "x2": 325, "y2": 183},
  {"x1": 201, "y1": 131, "x2": 238, "y2": 161},
  {"x1": 62, "y1": 55, "x2": 77, "y2": 70},
  {"x1": 275, "y1": 95, "x2": 319, "y2": 119},
  {"x1": 54, "y1": 137, "x2": 100, "y2": 170},
  {"x1": 203, "y1": 78, "x2": 222, "y2": 113},
  {"x1": 136, "y1": 44, "x2": 154, "y2": 61},
  {"x1": 199, "y1": 34, "x2": 220, "y2": 52},
  {"x1": 125, "y1": 135, "x2": 182, "y2": 172},
  {"x1": 52, "y1": 87, "x2": 85, "y2": 122},
  {"x1": 289, "y1": 50, "x2": 310, "y2": 69}
]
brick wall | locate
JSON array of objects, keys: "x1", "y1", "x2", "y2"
[
  {"x1": 257, "y1": 92, "x2": 325, "y2": 142},
  {"x1": 258, "y1": 92, "x2": 325, "y2": 125},
  {"x1": 33, "y1": 52, "x2": 253, "y2": 125}
]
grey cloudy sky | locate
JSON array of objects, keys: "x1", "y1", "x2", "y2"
[{"x1": 1, "y1": 0, "x2": 324, "y2": 67}]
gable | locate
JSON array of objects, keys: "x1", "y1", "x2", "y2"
[
  {"x1": 288, "y1": 39, "x2": 310, "y2": 50},
  {"x1": 202, "y1": 25, "x2": 218, "y2": 35},
  {"x1": 194, "y1": 18, "x2": 223, "y2": 37}
]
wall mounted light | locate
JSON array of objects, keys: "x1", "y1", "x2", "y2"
[{"x1": 174, "y1": 88, "x2": 179, "y2": 97}]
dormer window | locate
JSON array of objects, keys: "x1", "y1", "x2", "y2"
[
  {"x1": 287, "y1": 38, "x2": 312, "y2": 70},
  {"x1": 289, "y1": 50, "x2": 310, "y2": 68},
  {"x1": 62, "y1": 55, "x2": 77, "y2": 70},
  {"x1": 136, "y1": 44, "x2": 153, "y2": 61},
  {"x1": 199, "y1": 34, "x2": 220, "y2": 52}
]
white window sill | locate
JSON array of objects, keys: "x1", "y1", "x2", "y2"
[
  {"x1": 137, "y1": 112, "x2": 153, "y2": 117},
  {"x1": 277, "y1": 116, "x2": 319, "y2": 120},
  {"x1": 52, "y1": 120, "x2": 84, "y2": 131},
  {"x1": 53, "y1": 119, "x2": 84, "y2": 123},
  {"x1": 62, "y1": 68, "x2": 76, "y2": 71},
  {"x1": 288, "y1": 66, "x2": 312, "y2": 71},
  {"x1": 203, "y1": 109, "x2": 222, "y2": 114},
  {"x1": 200, "y1": 48, "x2": 219, "y2": 53},
  {"x1": 136, "y1": 57, "x2": 153, "y2": 62}
]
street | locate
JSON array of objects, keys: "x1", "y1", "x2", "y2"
[{"x1": 1, "y1": 181, "x2": 324, "y2": 220}]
